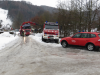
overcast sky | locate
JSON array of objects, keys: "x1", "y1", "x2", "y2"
[{"x1": 14, "y1": 0, "x2": 68, "y2": 8}]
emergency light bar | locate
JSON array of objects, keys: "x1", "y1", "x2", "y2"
[
  {"x1": 45, "y1": 22, "x2": 58, "y2": 25},
  {"x1": 79, "y1": 30, "x2": 84, "y2": 32}
]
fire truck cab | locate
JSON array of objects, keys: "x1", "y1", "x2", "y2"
[
  {"x1": 42, "y1": 21, "x2": 59, "y2": 43},
  {"x1": 19, "y1": 21, "x2": 35, "y2": 36}
]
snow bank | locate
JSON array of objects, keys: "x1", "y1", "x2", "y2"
[
  {"x1": 29, "y1": 33, "x2": 61, "y2": 47},
  {"x1": 0, "y1": 32, "x2": 18, "y2": 50}
]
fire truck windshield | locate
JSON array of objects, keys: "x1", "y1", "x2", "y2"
[
  {"x1": 45, "y1": 24, "x2": 58, "y2": 30},
  {"x1": 22, "y1": 26, "x2": 31, "y2": 29}
]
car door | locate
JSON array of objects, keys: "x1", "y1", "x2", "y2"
[
  {"x1": 78, "y1": 33, "x2": 90, "y2": 46},
  {"x1": 70, "y1": 33, "x2": 81, "y2": 45}
]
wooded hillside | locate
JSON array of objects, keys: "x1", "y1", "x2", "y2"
[
  {"x1": 0, "y1": 1, "x2": 57, "y2": 29},
  {"x1": 0, "y1": 1, "x2": 45, "y2": 21}
]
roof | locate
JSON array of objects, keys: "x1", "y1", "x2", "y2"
[
  {"x1": 22, "y1": 21, "x2": 36, "y2": 25},
  {"x1": 79, "y1": 32, "x2": 100, "y2": 34}
]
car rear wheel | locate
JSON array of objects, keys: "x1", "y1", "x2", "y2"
[
  {"x1": 42, "y1": 36, "x2": 46, "y2": 42},
  {"x1": 87, "y1": 44, "x2": 95, "y2": 51},
  {"x1": 61, "y1": 41, "x2": 68, "y2": 48}
]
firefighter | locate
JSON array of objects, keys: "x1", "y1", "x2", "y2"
[
  {"x1": 21, "y1": 29, "x2": 24, "y2": 36},
  {"x1": 20, "y1": 26, "x2": 24, "y2": 36}
]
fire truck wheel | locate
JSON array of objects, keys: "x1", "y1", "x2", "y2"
[
  {"x1": 55, "y1": 39, "x2": 59, "y2": 43},
  {"x1": 46, "y1": 39, "x2": 50, "y2": 43},
  {"x1": 42, "y1": 36, "x2": 44, "y2": 41},
  {"x1": 26, "y1": 35, "x2": 28, "y2": 36}
]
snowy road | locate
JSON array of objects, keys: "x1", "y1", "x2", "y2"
[{"x1": 0, "y1": 36, "x2": 100, "y2": 75}]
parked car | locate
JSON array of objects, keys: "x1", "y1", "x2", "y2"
[
  {"x1": 9, "y1": 30, "x2": 15, "y2": 34},
  {"x1": 15, "y1": 29, "x2": 19, "y2": 32},
  {"x1": 60, "y1": 32, "x2": 100, "y2": 51}
]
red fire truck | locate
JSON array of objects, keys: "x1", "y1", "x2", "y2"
[
  {"x1": 19, "y1": 21, "x2": 35, "y2": 36},
  {"x1": 42, "y1": 21, "x2": 59, "y2": 43}
]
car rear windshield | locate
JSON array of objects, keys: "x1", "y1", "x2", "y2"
[
  {"x1": 45, "y1": 24, "x2": 58, "y2": 30},
  {"x1": 98, "y1": 34, "x2": 100, "y2": 37}
]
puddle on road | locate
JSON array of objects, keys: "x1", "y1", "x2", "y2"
[
  {"x1": 22, "y1": 36, "x2": 31, "y2": 44},
  {"x1": 24, "y1": 37, "x2": 26, "y2": 43}
]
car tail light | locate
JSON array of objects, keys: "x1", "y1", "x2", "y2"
[{"x1": 98, "y1": 39, "x2": 100, "y2": 41}]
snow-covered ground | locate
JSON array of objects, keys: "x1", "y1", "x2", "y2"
[
  {"x1": 29, "y1": 33, "x2": 61, "y2": 47},
  {"x1": 0, "y1": 32, "x2": 61, "y2": 50},
  {"x1": 0, "y1": 8, "x2": 19, "y2": 50},
  {"x1": 0, "y1": 32, "x2": 19, "y2": 50}
]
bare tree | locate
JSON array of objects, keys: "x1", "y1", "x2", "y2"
[
  {"x1": 83, "y1": 0, "x2": 99, "y2": 31},
  {"x1": 57, "y1": 1, "x2": 71, "y2": 37},
  {"x1": 12, "y1": 12, "x2": 24, "y2": 29},
  {"x1": 57, "y1": 0, "x2": 100, "y2": 36}
]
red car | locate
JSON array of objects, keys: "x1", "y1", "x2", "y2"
[{"x1": 60, "y1": 32, "x2": 100, "y2": 51}]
